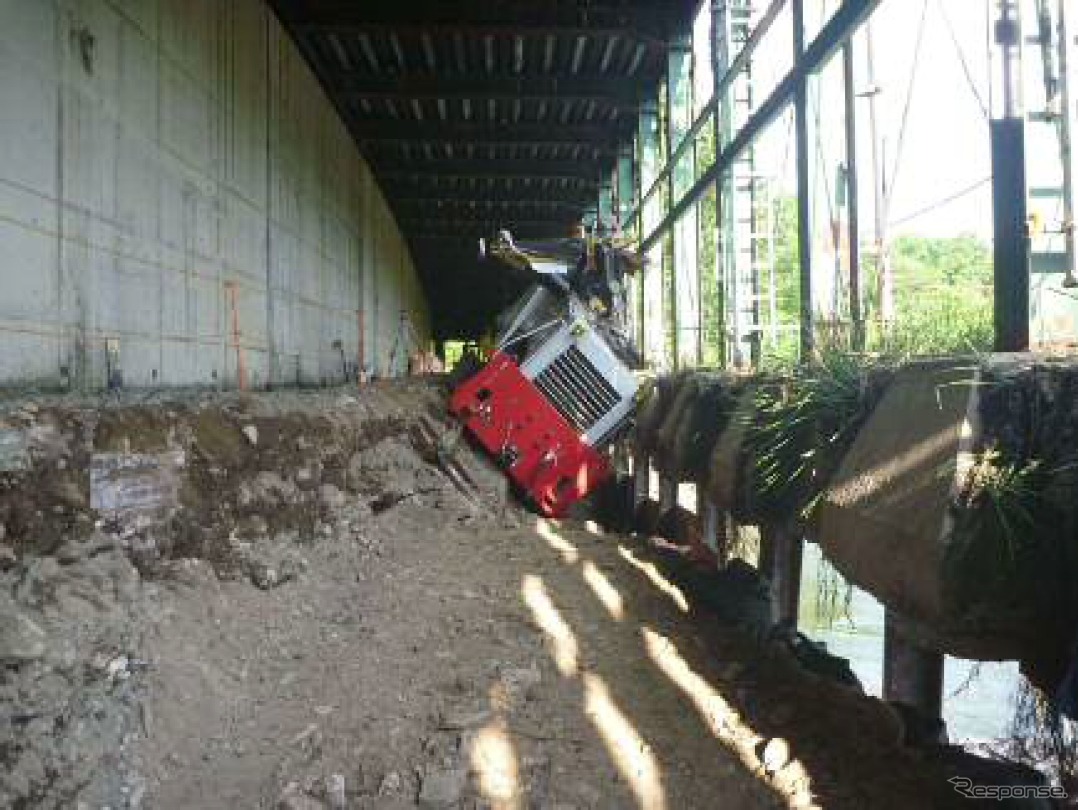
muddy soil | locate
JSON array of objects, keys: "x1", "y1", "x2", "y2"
[{"x1": 0, "y1": 383, "x2": 1004, "y2": 808}]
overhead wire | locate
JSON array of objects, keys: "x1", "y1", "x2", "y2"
[
  {"x1": 811, "y1": 87, "x2": 837, "y2": 234},
  {"x1": 936, "y1": 0, "x2": 991, "y2": 121},
  {"x1": 883, "y1": 0, "x2": 931, "y2": 229},
  {"x1": 889, "y1": 176, "x2": 993, "y2": 228}
]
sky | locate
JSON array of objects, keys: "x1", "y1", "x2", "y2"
[{"x1": 854, "y1": 0, "x2": 995, "y2": 239}]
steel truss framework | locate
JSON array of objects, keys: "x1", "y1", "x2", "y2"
[{"x1": 611, "y1": 0, "x2": 882, "y2": 369}]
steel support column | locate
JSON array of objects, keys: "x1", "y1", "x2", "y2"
[
  {"x1": 667, "y1": 34, "x2": 695, "y2": 368},
  {"x1": 715, "y1": 0, "x2": 759, "y2": 368},
  {"x1": 642, "y1": 0, "x2": 883, "y2": 253},
  {"x1": 992, "y1": 119, "x2": 1030, "y2": 352},
  {"x1": 992, "y1": 0, "x2": 1030, "y2": 351},
  {"x1": 616, "y1": 144, "x2": 638, "y2": 335},
  {"x1": 639, "y1": 95, "x2": 666, "y2": 367},
  {"x1": 766, "y1": 523, "x2": 804, "y2": 626},
  {"x1": 712, "y1": 0, "x2": 734, "y2": 366},
  {"x1": 793, "y1": 0, "x2": 815, "y2": 358},
  {"x1": 617, "y1": 144, "x2": 636, "y2": 232},
  {"x1": 598, "y1": 175, "x2": 615, "y2": 232}
]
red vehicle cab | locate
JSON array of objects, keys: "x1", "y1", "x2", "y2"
[{"x1": 449, "y1": 234, "x2": 642, "y2": 518}]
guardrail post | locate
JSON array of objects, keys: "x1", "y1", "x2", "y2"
[
  {"x1": 633, "y1": 452, "x2": 651, "y2": 507},
  {"x1": 761, "y1": 522, "x2": 804, "y2": 626},
  {"x1": 701, "y1": 500, "x2": 728, "y2": 565},
  {"x1": 883, "y1": 610, "x2": 945, "y2": 722},
  {"x1": 659, "y1": 475, "x2": 678, "y2": 514},
  {"x1": 758, "y1": 524, "x2": 776, "y2": 579},
  {"x1": 775, "y1": 525, "x2": 804, "y2": 626}
]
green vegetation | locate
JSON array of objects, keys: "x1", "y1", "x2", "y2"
[
  {"x1": 891, "y1": 233, "x2": 993, "y2": 287},
  {"x1": 742, "y1": 352, "x2": 891, "y2": 521},
  {"x1": 443, "y1": 340, "x2": 468, "y2": 369},
  {"x1": 806, "y1": 556, "x2": 855, "y2": 631},
  {"x1": 878, "y1": 234, "x2": 994, "y2": 357},
  {"x1": 872, "y1": 294, "x2": 993, "y2": 359},
  {"x1": 689, "y1": 191, "x2": 995, "y2": 368}
]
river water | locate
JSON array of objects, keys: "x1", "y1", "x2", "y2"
[{"x1": 798, "y1": 543, "x2": 1022, "y2": 742}]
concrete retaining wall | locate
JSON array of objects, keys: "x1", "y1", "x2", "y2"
[
  {"x1": 0, "y1": 0, "x2": 429, "y2": 389},
  {"x1": 634, "y1": 357, "x2": 1078, "y2": 694}
]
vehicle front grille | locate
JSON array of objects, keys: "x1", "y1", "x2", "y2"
[{"x1": 533, "y1": 346, "x2": 621, "y2": 435}]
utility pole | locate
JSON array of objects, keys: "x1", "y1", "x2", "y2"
[
  {"x1": 992, "y1": 0, "x2": 1032, "y2": 351},
  {"x1": 844, "y1": 40, "x2": 865, "y2": 350},
  {"x1": 864, "y1": 22, "x2": 894, "y2": 329},
  {"x1": 999, "y1": 0, "x2": 1024, "y2": 119}
]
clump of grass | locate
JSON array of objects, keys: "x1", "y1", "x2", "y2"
[
  {"x1": 961, "y1": 449, "x2": 1046, "y2": 562},
  {"x1": 943, "y1": 446, "x2": 1069, "y2": 643},
  {"x1": 742, "y1": 352, "x2": 888, "y2": 522}
]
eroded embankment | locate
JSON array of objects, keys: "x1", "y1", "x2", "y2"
[
  {"x1": 0, "y1": 381, "x2": 500, "y2": 807},
  {"x1": 0, "y1": 383, "x2": 487, "y2": 564}
]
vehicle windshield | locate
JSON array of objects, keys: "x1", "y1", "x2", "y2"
[{"x1": 495, "y1": 284, "x2": 568, "y2": 362}]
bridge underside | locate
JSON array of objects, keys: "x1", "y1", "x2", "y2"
[{"x1": 270, "y1": 1, "x2": 700, "y2": 339}]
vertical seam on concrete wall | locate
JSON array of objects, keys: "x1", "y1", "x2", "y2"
[
  {"x1": 55, "y1": 0, "x2": 65, "y2": 380},
  {"x1": 361, "y1": 164, "x2": 372, "y2": 378},
  {"x1": 319, "y1": 85, "x2": 327, "y2": 384},
  {"x1": 394, "y1": 233, "x2": 402, "y2": 375},
  {"x1": 373, "y1": 207, "x2": 380, "y2": 375},
  {"x1": 114, "y1": 10, "x2": 123, "y2": 374},
  {"x1": 218, "y1": 1, "x2": 228, "y2": 383},
  {"x1": 155, "y1": 0, "x2": 163, "y2": 384},
  {"x1": 138, "y1": 6, "x2": 162, "y2": 386},
  {"x1": 264, "y1": 7, "x2": 274, "y2": 387},
  {"x1": 360, "y1": 159, "x2": 368, "y2": 379},
  {"x1": 157, "y1": 0, "x2": 167, "y2": 383}
]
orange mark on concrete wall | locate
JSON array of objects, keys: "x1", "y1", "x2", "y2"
[{"x1": 225, "y1": 281, "x2": 247, "y2": 391}]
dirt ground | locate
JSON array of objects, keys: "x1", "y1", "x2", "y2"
[
  {"x1": 129, "y1": 506, "x2": 982, "y2": 810},
  {"x1": 0, "y1": 383, "x2": 1013, "y2": 809}
]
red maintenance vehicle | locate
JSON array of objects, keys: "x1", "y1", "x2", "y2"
[{"x1": 449, "y1": 230, "x2": 644, "y2": 518}]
